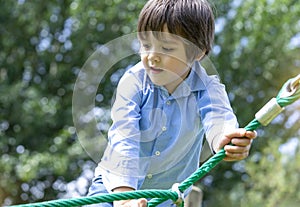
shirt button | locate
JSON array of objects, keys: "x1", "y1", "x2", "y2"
[
  {"x1": 166, "y1": 101, "x2": 171, "y2": 105},
  {"x1": 147, "y1": 174, "x2": 152, "y2": 179},
  {"x1": 162, "y1": 126, "x2": 167, "y2": 131},
  {"x1": 155, "y1": 151, "x2": 160, "y2": 156}
]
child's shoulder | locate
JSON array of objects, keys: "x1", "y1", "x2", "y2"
[
  {"x1": 121, "y1": 61, "x2": 145, "y2": 80},
  {"x1": 189, "y1": 61, "x2": 220, "y2": 90},
  {"x1": 126, "y1": 61, "x2": 145, "y2": 73},
  {"x1": 118, "y1": 61, "x2": 149, "y2": 87}
]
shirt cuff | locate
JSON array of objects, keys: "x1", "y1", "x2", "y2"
[
  {"x1": 96, "y1": 165, "x2": 139, "y2": 192},
  {"x1": 207, "y1": 124, "x2": 238, "y2": 153}
]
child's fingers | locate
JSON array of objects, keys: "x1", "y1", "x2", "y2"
[
  {"x1": 126, "y1": 199, "x2": 147, "y2": 207},
  {"x1": 231, "y1": 137, "x2": 252, "y2": 147},
  {"x1": 224, "y1": 145, "x2": 251, "y2": 161},
  {"x1": 224, "y1": 144, "x2": 250, "y2": 153},
  {"x1": 223, "y1": 151, "x2": 249, "y2": 161},
  {"x1": 224, "y1": 128, "x2": 247, "y2": 139},
  {"x1": 223, "y1": 137, "x2": 254, "y2": 161},
  {"x1": 114, "y1": 197, "x2": 147, "y2": 207},
  {"x1": 245, "y1": 130, "x2": 257, "y2": 139},
  {"x1": 217, "y1": 129, "x2": 257, "y2": 153},
  {"x1": 137, "y1": 198, "x2": 147, "y2": 207},
  {"x1": 220, "y1": 129, "x2": 257, "y2": 162}
]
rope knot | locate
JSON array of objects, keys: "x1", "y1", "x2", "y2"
[{"x1": 171, "y1": 183, "x2": 184, "y2": 207}]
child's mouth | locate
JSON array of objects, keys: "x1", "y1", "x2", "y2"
[{"x1": 150, "y1": 67, "x2": 164, "y2": 74}]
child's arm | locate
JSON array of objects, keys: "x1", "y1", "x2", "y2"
[
  {"x1": 199, "y1": 72, "x2": 257, "y2": 160},
  {"x1": 98, "y1": 65, "x2": 148, "y2": 205}
]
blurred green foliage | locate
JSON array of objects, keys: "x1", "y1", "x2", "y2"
[
  {"x1": 201, "y1": 0, "x2": 300, "y2": 206},
  {"x1": 0, "y1": 0, "x2": 145, "y2": 205},
  {"x1": 0, "y1": 0, "x2": 299, "y2": 206}
]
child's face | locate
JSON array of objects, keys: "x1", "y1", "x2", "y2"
[{"x1": 139, "y1": 27, "x2": 193, "y2": 93}]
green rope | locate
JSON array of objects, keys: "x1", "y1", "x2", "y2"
[
  {"x1": 10, "y1": 74, "x2": 300, "y2": 207},
  {"x1": 11, "y1": 190, "x2": 178, "y2": 207}
]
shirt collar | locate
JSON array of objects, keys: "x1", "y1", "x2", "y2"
[
  {"x1": 171, "y1": 61, "x2": 208, "y2": 98},
  {"x1": 143, "y1": 61, "x2": 210, "y2": 99}
]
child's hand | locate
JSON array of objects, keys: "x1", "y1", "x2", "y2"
[
  {"x1": 112, "y1": 187, "x2": 147, "y2": 207},
  {"x1": 113, "y1": 198, "x2": 147, "y2": 207},
  {"x1": 216, "y1": 128, "x2": 257, "y2": 161}
]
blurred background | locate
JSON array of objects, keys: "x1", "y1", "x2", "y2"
[{"x1": 0, "y1": 0, "x2": 300, "y2": 206}]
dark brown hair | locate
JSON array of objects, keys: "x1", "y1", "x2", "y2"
[{"x1": 137, "y1": 0, "x2": 215, "y2": 56}]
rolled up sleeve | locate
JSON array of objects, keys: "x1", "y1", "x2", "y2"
[
  {"x1": 97, "y1": 68, "x2": 144, "y2": 191},
  {"x1": 199, "y1": 75, "x2": 238, "y2": 153}
]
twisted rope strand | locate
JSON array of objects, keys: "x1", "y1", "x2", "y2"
[{"x1": 12, "y1": 190, "x2": 178, "y2": 207}]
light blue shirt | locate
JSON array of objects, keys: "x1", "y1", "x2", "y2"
[{"x1": 96, "y1": 61, "x2": 238, "y2": 196}]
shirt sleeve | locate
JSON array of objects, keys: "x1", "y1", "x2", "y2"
[
  {"x1": 199, "y1": 75, "x2": 239, "y2": 153},
  {"x1": 98, "y1": 67, "x2": 144, "y2": 191}
]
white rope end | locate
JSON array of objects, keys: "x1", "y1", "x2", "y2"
[
  {"x1": 280, "y1": 74, "x2": 300, "y2": 98},
  {"x1": 255, "y1": 98, "x2": 284, "y2": 126}
]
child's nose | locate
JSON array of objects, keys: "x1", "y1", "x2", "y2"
[{"x1": 147, "y1": 51, "x2": 160, "y2": 63}]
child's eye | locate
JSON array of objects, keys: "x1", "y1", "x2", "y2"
[
  {"x1": 162, "y1": 47, "x2": 174, "y2": 52},
  {"x1": 142, "y1": 44, "x2": 151, "y2": 50}
]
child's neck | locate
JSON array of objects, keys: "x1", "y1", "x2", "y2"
[{"x1": 165, "y1": 68, "x2": 191, "y2": 94}]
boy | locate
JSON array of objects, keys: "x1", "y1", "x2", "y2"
[{"x1": 88, "y1": 0, "x2": 256, "y2": 206}]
